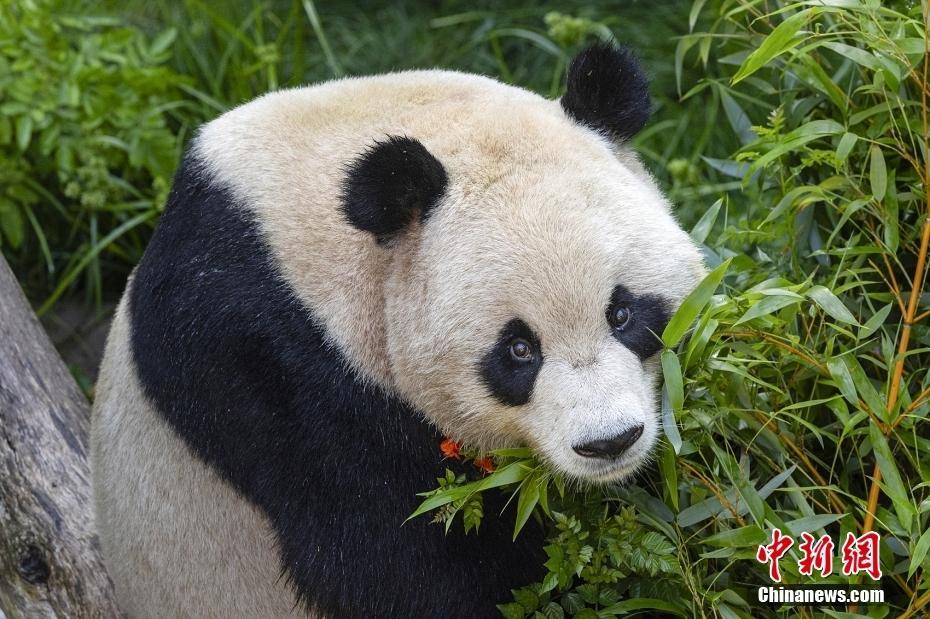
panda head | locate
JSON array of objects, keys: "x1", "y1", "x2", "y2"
[{"x1": 342, "y1": 44, "x2": 705, "y2": 484}]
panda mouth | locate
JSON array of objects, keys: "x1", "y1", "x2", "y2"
[
  {"x1": 573, "y1": 448, "x2": 649, "y2": 484},
  {"x1": 588, "y1": 459, "x2": 642, "y2": 483}
]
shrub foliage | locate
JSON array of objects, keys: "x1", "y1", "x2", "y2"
[{"x1": 0, "y1": 1, "x2": 206, "y2": 310}]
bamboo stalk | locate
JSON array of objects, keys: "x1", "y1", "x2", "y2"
[{"x1": 853, "y1": 6, "x2": 930, "y2": 616}]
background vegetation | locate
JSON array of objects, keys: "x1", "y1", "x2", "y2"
[{"x1": 2, "y1": 0, "x2": 927, "y2": 617}]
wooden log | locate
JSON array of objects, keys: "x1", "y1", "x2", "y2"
[{"x1": 0, "y1": 256, "x2": 120, "y2": 618}]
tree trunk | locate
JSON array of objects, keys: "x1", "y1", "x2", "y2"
[{"x1": 0, "y1": 256, "x2": 120, "y2": 618}]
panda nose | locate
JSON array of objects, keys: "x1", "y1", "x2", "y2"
[{"x1": 573, "y1": 424, "x2": 644, "y2": 459}]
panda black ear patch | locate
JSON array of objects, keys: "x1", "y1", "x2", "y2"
[
  {"x1": 560, "y1": 43, "x2": 651, "y2": 141},
  {"x1": 342, "y1": 136, "x2": 448, "y2": 239}
]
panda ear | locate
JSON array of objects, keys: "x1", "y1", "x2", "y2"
[
  {"x1": 560, "y1": 43, "x2": 651, "y2": 141},
  {"x1": 341, "y1": 136, "x2": 448, "y2": 241}
]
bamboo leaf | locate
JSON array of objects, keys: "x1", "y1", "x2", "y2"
[
  {"x1": 703, "y1": 525, "x2": 766, "y2": 547},
  {"x1": 869, "y1": 144, "x2": 887, "y2": 201},
  {"x1": 827, "y1": 358, "x2": 858, "y2": 406},
  {"x1": 859, "y1": 304, "x2": 892, "y2": 340},
  {"x1": 733, "y1": 295, "x2": 800, "y2": 325},
  {"x1": 661, "y1": 386, "x2": 682, "y2": 455},
  {"x1": 910, "y1": 527, "x2": 930, "y2": 578},
  {"x1": 407, "y1": 461, "x2": 530, "y2": 521},
  {"x1": 688, "y1": 0, "x2": 707, "y2": 32},
  {"x1": 732, "y1": 9, "x2": 813, "y2": 84},
  {"x1": 836, "y1": 132, "x2": 858, "y2": 161},
  {"x1": 513, "y1": 475, "x2": 541, "y2": 540},
  {"x1": 807, "y1": 285, "x2": 858, "y2": 325},
  {"x1": 690, "y1": 198, "x2": 722, "y2": 244},
  {"x1": 662, "y1": 259, "x2": 731, "y2": 347},
  {"x1": 718, "y1": 88, "x2": 756, "y2": 144},
  {"x1": 869, "y1": 425, "x2": 914, "y2": 532}
]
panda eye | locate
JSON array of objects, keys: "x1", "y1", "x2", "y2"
[
  {"x1": 608, "y1": 305, "x2": 632, "y2": 331},
  {"x1": 509, "y1": 338, "x2": 535, "y2": 362}
]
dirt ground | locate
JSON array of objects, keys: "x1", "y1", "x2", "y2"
[{"x1": 42, "y1": 300, "x2": 114, "y2": 397}]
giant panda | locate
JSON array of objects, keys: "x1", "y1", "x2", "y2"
[{"x1": 90, "y1": 43, "x2": 705, "y2": 618}]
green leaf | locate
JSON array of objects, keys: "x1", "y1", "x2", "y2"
[
  {"x1": 678, "y1": 494, "x2": 728, "y2": 527},
  {"x1": 836, "y1": 132, "x2": 858, "y2": 161},
  {"x1": 761, "y1": 186, "x2": 821, "y2": 226},
  {"x1": 909, "y1": 526, "x2": 930, "y2": 578},
  {"x1": 807, "y1": 285, "x2": 858, "y2": 325},
  {"x1": 858, "y1": 304, "x2": 892, "y2": 340},
  {"x1": 662, "y1": 258, "x2": 731, "y2": 347},
  {"x1": 560, "y1": 592, "x2": 584, "y2": 614},
  {"x1": 513, "y1": 475, "x2": 541, "y2": 540},
  {"x1": 844, "y1": 356, "x2": 885, "y2": 420},
  {"x1": 732, "y1": 9, "x2": 813, "y2": 84},
  {"x1": 869, "y1": 424, "x2": 914, "y2": 532},
  {"x1": 883, "y1": 170, "x2": 898, "y2": 252},
  {"x1": 690, "y1": 197, "x2": 722, "y2": 244},
  {"x1": 749, "y1": 119, "x2": 845, "y2": 171},
  {"x1": 491, "y1": 447, "x2": 535, "y2": 459},
  {"x1": 688, "y1": 0, "x2": 707, "y2": 32},
  {"x1": 540, "y1": 602, "x2": 564, "y2": 619},
  {"x1": 599, "y1": 598, "x2": 685, "y2": 616},
  {"x1": 407, "y1": 461, "x2": 530, "y2": 521},
  {"x1": 703, "y1": 525, "x2": 766, "y2": 547},
  {"x1": 15, "y1": 115, "x2": 32, "y2": 151},
  {"x1": 733, "y1": 295, "x2": 800, "y2": 325},
  {"x1": 0, "y1": 201, "x2": 25, "y2": 249},
  {"x1": 661, "y1": 350, "x2": 684, "y2": 413},
  {"x1": 149, "y1": 27, "x2": 177, "y2": 56},
  {"x1": 661, "y1": 387, "x2": 682, "y2": 456},
  {"x1": 783, "y1": 514, "x2": 844, "y2": 537},
  {"x1": 827, "y1": 357, "x2": 858, "y2": 406},
  {"x1": 512, "y1": 588, "x2": 539, "y2": 612},
  {"x1": 659, "y1": 438, "x2": 679, "y2": 510},
  {"x1": 869, "y1": 145, "x2": 887, "y2": 201},
  {"x1": 497, "y1": 602, "x2": 527, "y2": 619},
  {"x1": 822, "y1": 41, "x2": 883, "y2": 73},
  {"x1": 674, "y1": 36, "x2": 698, "y2": 96},
  {"x1": 540, "y1": 572, "x2": 559, "y2": 594},
  {"x1": 719, "y1": 88, "x2": 756, "y2": 144}
]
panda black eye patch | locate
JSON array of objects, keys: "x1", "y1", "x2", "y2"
[
  {"x1": 479, "y1": 318, "x2": 543, "y2": 407},
  {"x1": 606, "y1": 284, "x2": 670, "y2": 360}
]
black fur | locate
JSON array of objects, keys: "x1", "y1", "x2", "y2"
[
  {"x1": 129, "y1": 152, "x2": 542, "y2": 618},
  {"x1": 606, "y1": 284, "x2": 670, "y2": 360},
  {"x1": 561, "y1": 43, "x2": 651, "y2": 141},
  {"x1": 341, "y1": 135, "x2": 448, "y2": 240},
  {"x1": 478, "y1": 319, "x2": 543, "y2": 407}
]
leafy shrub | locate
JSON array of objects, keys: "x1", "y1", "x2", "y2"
[
  {"x1": 1, "y1": 0, "x2": 704, "y2": 310},
  {"x1": 0, "y1": 0, "x2": 197, "y2": 310},
  {"x1": 413, "y1": 2, "x2": 930, "y2": 617}
]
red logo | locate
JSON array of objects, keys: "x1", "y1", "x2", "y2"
[
  {"x1": 756, "y1": 528, "x2": 794, "y2": 582},
  {"x1": 798, "y1": 532, "x2": 834, "y2": 577},
  {"x1": 841, "y1": 531, "x2": 882, "y2": 580},
  {"x1": 756, "y1": 529, "x2": 883, "y2": 582}
]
